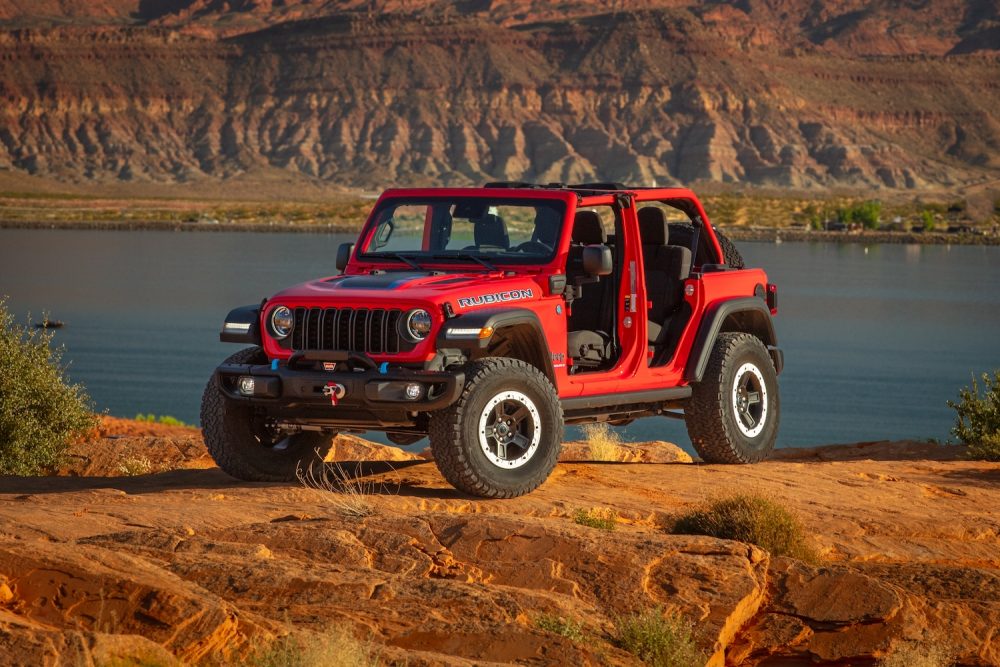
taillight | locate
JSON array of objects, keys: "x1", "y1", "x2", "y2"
[{"x1": 766, "y1": 283, "x2": 778, "y2": 315}]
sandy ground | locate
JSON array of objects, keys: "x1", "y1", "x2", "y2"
[{"x1": 0, "y1": 420, "x2": 997, "y2": 665}]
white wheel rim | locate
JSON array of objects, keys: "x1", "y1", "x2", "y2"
[
  {"x1": 477, "y1": 390, "x2": 541, "y2": 469},
  {"x1": 732, "y1": 363, "x2": 768, "y2": 438}
]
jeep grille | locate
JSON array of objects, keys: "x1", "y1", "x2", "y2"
[{"x1": 291, "y1": 307, "x2": 403, "y2": 354}]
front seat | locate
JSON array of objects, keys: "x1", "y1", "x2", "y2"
[
  {"x1": 567, "y1": 210, "x2": 613, "y2": 370},
  {"x1": 638, "y1": 206, "x2": 692, "y2": 347},
  {"x1": 471, "y1": 213, "x2": 509, "y2": 251}
]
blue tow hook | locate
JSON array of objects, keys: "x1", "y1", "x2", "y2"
[
  {"x1": 379, "y1": 362, "x2": 389, "y2": 375},
  {"x1": 271, "y1": 359, "x2": 279, "y2": 371}
]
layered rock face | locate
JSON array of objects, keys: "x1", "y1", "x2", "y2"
[{"x1": 0, "y1": 1, "x2": 998, "y2": 189}]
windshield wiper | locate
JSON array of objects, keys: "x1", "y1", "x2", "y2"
[
  {"x1": 431, "y1": 252, "x2": 497, "y2": 272},
  {"x1": 369, "y1": 252, "x2": 423, "y2": 270}
]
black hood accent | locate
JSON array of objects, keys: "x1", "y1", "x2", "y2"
[{"x1": 323, "y1": 272, "x2": 432, "y2": 290}]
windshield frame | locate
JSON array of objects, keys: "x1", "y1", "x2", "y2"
[{"x1": 357, "y1": 195, "x2": 569, "y2": 267}]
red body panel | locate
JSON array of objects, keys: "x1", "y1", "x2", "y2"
[{"x1": 257, "y1": 186, "x2": 771, "y2": 400}]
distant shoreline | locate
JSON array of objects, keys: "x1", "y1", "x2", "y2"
[{"x1": 2, "y1": 218, "x2": 1000, "y2": 246}]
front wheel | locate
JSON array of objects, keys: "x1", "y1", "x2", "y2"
[
  {"x1": 684, "y1": 333, "x2": 779, "y2": 463},
  {"x1": 428, "y1": 357, "x2": 563, "y2": 498},
  {"x1": 200, "y1": 347, "x2": 334, "y2": 482}
]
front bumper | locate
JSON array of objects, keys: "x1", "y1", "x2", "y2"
[{"x1": 214, "y1": 351, "x2": 464, "y2": 429}]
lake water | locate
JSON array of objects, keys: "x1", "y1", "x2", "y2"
[{"x1": 1, "y1": 229, "x2": 998, "y2": 454}]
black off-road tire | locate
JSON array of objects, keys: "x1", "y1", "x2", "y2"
[
  {"x1": 685, "y1": 333, "x2": 779, "y2": 464},
  {"x1": 428, "y1": 357, "x2": 563, "y2": 498},
  {"x1": 668, "y1": 222, "x2": 745, "y2": 269},
  {"x1": 200, "y1": 347, "x2": 334, "y2": 482}
]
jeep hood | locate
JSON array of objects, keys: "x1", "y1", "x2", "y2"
[{"x1": 270, "y1": 271, "x2": 542, "y2": 309}]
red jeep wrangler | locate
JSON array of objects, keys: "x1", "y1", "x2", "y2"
[{"x1": 202, "y1": 183, "x2": 781, "y2": 498}]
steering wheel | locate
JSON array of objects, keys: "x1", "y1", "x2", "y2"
[{"x1": 513, "y1": 240, "x2": 552, "y2": 254}]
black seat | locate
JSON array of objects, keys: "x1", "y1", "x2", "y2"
[
  {"x1": 638, "y1": 207, "x2": 691, "y2": 346},
  {"x1": 470, "y1": 213, "x2": 509, "y2": 250},
  {"x1": 567, "y1": 210, "x2": 613, "y2": 370}
]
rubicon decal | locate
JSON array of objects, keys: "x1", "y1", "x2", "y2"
[{"x1": 457, "y1": 289, "x2": 534, "y2": 309}]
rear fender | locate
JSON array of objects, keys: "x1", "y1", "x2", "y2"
[{"x1": 683, "y1": 298, "x2": 780, "y2": 382}]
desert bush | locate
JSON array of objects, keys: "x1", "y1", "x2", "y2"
[
  {"x1": 670, "y1": 493, "x2": 817, "y2": 561},
  {"x1": 573, "y1": 507, "x2": 618, "y2": 531},
  {"x1": 615, "y1": 608, "x2": 704, "y2": 667},
  {"x1": 877, "y1": 640, "x2": 954, "y2": 667},
  {"x1": 582, "y1": 422, "x2": 622, "y2": 461},
  {"x1": 246, "y1": 628, "x2": 378, "y2": 667},
  {"x1": 947, "y1": 371, "x2": 1000, "y2": 461},
  {"x1": 536, "y1": 614, "x2": 586, "y2": 642},
  {"x1": 0, "y1": 300, "x2": 97, "y2": 475}
]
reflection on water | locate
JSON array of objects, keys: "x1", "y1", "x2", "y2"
[{"x1": 2, "y1": 229, "x2": 999, "y2": 453}]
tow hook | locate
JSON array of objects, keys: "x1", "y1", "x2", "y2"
[{"x1": 322, "y1": 382, "x2": 347, "y2": 406}]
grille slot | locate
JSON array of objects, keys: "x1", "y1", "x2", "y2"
[{"x1": 292, "y1": 307, "x2": 403, "y2": 354}]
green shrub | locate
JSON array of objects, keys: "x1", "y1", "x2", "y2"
[
  {"x1": 134, "y1": 413, "x2": 191, "y2": 427},
  {"x1": 0, "y1": 300, "x2": 97, "y2": 475},
  {"x1": 920, "y1": 210, "x2": 936, "y2": 231},
  {"x1": 536, "y1": 614, "x2": 586, "y2": 642},
  {"x1": 615, "y1": 608, "x2": 704, "y2": 667},
  {"x1": 573, "y1": 507, "x2": 618, "y2": 531},
  {"x1": 670, "y1": 493, "x2": 817, "y2": 561},
  {"x1": 948, "y1": 371, "x2": 1000, "y2": 461},
  {"x1": 838, "y1": 200, "x2": 882, "y2": 229}
]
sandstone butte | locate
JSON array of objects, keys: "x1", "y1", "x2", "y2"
[
  {"x1": 0, "y1": 1, "x2": 998, "y2": 191},
  {"x1": 0, "y1": 416, "x2": 997, "y2": 666}
]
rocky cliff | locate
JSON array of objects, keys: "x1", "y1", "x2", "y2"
[{"x1": 0, "y1": 1, "x2": 998, "y2": 190}]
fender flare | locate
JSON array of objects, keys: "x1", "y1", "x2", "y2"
[
  {"x1": 683, "y1": 297, "x2": 780, "y2": 383},
  {"x1": 437, "y1": 307, "x2": 556, "y2": 382},
  {"x1": 219, "y1": 304, "x2": 262, "y2": 345}
]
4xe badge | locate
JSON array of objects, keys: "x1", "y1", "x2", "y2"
[{"x1": 457, "y1": 288, "x2": 534, "y2": 309}]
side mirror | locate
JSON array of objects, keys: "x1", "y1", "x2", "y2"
[
  {"x1": 582, "y1": 244, "x2": 613, "y2": 277},
  {"x1": 336, "y1": 243, "x2": 354, "y2": 272}
]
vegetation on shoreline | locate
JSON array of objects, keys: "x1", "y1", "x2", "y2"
[
  {"x1": 0, "y1": 299, "x2": 97, "y2": 475},
  {"x1": 948, "y1": 370, "x2": 1000, "y2": 462},
  {"x1": 1, "y1": 190, "x2": 997, "y2": 238}
]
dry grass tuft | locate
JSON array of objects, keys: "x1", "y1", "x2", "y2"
[
  {"x1": 535, "y1": 614, "x2": 587, "y2": 642},
  {"x1": 581, "y1": 423, "x2": 622, "y2": 461},
  {"x1": 297, "y1": 456, "x2": 394, "y2": 518},
  {"x1": 670, "y1": 492, "x2": 818, "y2": 562},
  {"x1": 245, "y1": 628, "x2": 378, "y2": 667},
  {"x1": 116, "y1": 455, "x2": 154, "y2": 477},
  {"x1": 877, "y1": 640, "x2": 955, "y2": 667},
  {"x1": 573, "y1": 507, "x2": 618, "y2": 531}
]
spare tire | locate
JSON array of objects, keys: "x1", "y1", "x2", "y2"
[{"x1": 667, "y1": 223, "x2": 745, "y2": 269}]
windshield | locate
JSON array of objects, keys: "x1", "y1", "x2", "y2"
[{"x1": 360, "y1": 197, "x2": 566, "y2": 265}]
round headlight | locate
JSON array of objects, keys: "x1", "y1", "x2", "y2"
[
  {"x1": 404, "y1": 309, "x2": 432, "y2": 341},
  {"x1": 270, "y1": 306, "x2": 293, "y2": 338}
]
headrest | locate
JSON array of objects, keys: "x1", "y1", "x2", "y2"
[
  {"x1": 532, "y1": 207, "x2": 561, "y2": 246},
  {"x1": 572, "y1": 210, "x2": 606, "y2": 244},
  {"x1": 475, "y1": 213, "x2": 509, "y2": 249},
  {"x1": 638, "y1": 207, "x2": 669, "y2": 246}
]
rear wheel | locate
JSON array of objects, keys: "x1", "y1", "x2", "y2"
[
  {"x1": 685, "y1": 333, "x2": 779, "y2": 463},
  {"x1": 428, "y1": 357, "x2": 563, "y2": 498},
  {"x1": 200, "y1": 347, "x2": 334, "y2": 482}
]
